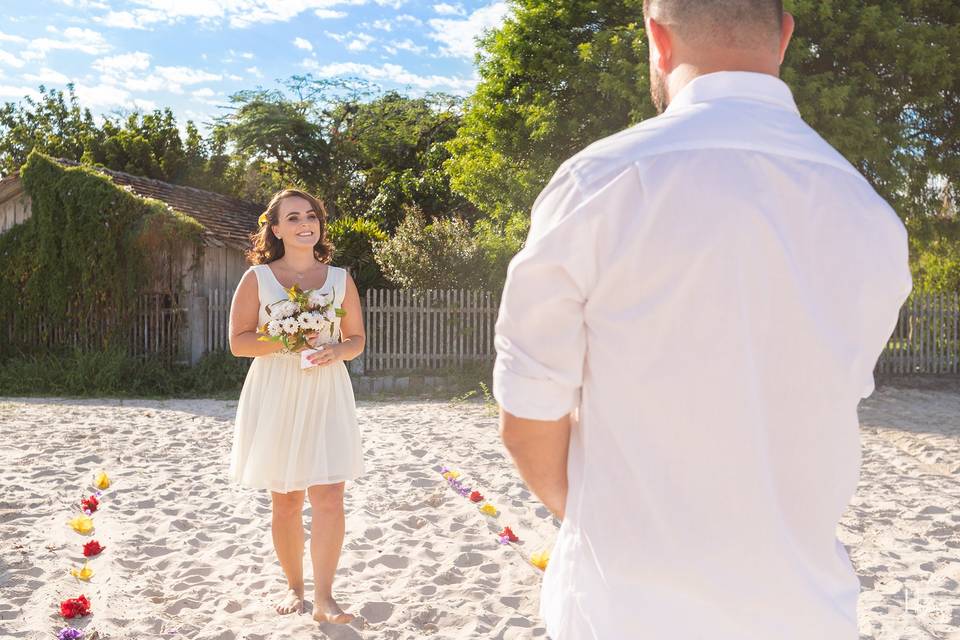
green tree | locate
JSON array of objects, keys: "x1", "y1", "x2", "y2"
[
  {"x1": 0, "y1": 85, "x2": 101, "y2": 175},
  {"x1": 447, "y1": 0, "x2": 960, "y2": 223},
  {"x1": 374, "y1": 208, "x2": 489, "y2": 290},
  {"x1": 445, "y1": 0, "x2": 651, "y2": 220},
  {"x1": 328, "y1": 216, "x2": 390, "y2": 292}
]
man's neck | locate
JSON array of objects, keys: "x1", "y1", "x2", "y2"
[{"x1": 667, "y1": 61, "x2": 781, "y2": 104}]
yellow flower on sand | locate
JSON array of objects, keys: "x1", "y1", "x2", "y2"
[
  {"x1": 70, "y1": 562, "x2": 94, "y2": 581},
  {"x1": 479, "y1": 503, "x2": 498, "y2": 516},
  {"x1": 442, "y1": 471, "x2": 460, "y2": 480},
  {"x1": 94, "y1": 471, "x2": 111, "y2": 490},
  {"x1": 68, "y1": 514, "x2": 94, "y2": 535},
  {"x1": 530, "y1": 550, "x2": 550, "y2": 571}
]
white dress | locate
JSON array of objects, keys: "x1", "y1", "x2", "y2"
[{"x1": 229, "y1": 263, "x2": 365, "y2": 493}]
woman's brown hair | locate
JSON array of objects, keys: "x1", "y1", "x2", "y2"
[{"x1": 246, "y1": 189, "x2": 335, "y2": 265}]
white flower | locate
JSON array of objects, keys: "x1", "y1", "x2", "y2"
[
  {"x1": 280, "y1": 317, "x2": 300, "y2": 334},
  {"x1": 321, "y1": 307, "x2": 337, "y2": 323},
  {"x1": 308, "y1": 290, "x2": 333, "y2": 308},
  {"x1": 268, "y1": 300, "x2": 299, "y2": 319},
  {"x1": 267, "y1": 320, "x2": 282, "y2": 337}
]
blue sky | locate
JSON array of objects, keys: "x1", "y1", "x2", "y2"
[{"x1": 0, "y1": 0, "x2": 509, "y2": 129}]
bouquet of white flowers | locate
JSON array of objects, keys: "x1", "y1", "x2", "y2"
[{"x1": 257, "y1": 284, "x2": 346, "y2": 354}]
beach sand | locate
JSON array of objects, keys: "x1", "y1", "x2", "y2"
[{"x1": 0, "y1": 385, "x2": 957, "y2": 639}]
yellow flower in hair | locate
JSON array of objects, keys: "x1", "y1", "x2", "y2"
[{"x1": 258, "y1": 212, "x2": 268, "y2": 226}]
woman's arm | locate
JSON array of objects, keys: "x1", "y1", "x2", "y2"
[
  {"x1": 229, "y1": 269, "x2": 285, "y2": 358},
  {"x1": 308, "y1": 271, "x2": 365, "y2": 366}
]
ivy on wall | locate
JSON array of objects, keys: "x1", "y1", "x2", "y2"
[{"x1": 0, "y1": 151, "x2": 204, "y2": 356}]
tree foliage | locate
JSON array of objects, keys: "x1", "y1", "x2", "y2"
[{"x1": 446, "y1": 0, "x2": 959, "y2": 224}]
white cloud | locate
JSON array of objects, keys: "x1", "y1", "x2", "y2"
[
  {"x1": 384, "y1": 39, "x2": 427, "y2": 56},
  {"x1": 347, "y1": 33, "x2": 375, "y2": 52},
  {"x1": 27, "y1": 28, "x2": 112, "y2": 59},
  {"x1": 192, "y1": 87, "x2": 215, "y2": 97},
  {"x1": 326, "y1": 31, "x2": 348, "y2": 43},
  {"x1": 0, "y1": 50, "x2": 25, "y2": 69},
  {"x1": 0, "y1": 32, "x2": 28, "y2": 44},
  {"x1": 434, "y1": 3, "x2": 465, "y2": 16},
  {"x1": 246, "y1": 66, "x2": 263, "y2": 78},
  {"x1": 74, "y1": 82, "x2": 132, "y2": 107},
  {"x1": 227, "y1": 73, "x2": 243, "y2": 81},
  {"x1": 239, "y1": 51, "x2": 255, "y2": 60},
  {"x1": 23, "y1": 67, "x2": 71, "y2": 84},
  {"x1": 429, "y1": 2, "x2": 508, "y2": 59},
  {"x1": 370, "y1": 19, "x2": 393, "y2": 32},
  {"x1": 0, "y1": 84, "x2": 41, "y2": 101},
  {"x1": 294, "y1": 37, "x2": 314, "y2": 51},
  {"x1": 302, "y1": 59, "x2": 476, "y2": 94},
  {"x1": 315, "y1": 9, "x2": 348, "y2": 19},
  {"x1": 92, "y1": 52, "x2": 222, "y2": 95},
  {"x1": 97, "y1": 11, "x2": 157, "y2": 29},
  {"x1": 395, "y1": 14, "x2": 423, "y2": 26}
]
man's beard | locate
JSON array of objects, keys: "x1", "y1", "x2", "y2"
[{"x1": 650, "y1": 64, "x2": 668, "y2": 114}]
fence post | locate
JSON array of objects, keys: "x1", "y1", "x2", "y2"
[{"x1": 186, "y1": 293, "x2": 209, "y2": 365}]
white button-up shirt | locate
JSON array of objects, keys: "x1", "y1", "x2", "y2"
[{"x1": 493, "y1": 71, "x2": 912, "y2": 640}]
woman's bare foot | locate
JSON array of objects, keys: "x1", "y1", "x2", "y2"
[
  {"x1": 313, "y1": 595, "x2": 354, "y2": 624},
  {"x1": 276, "y1": 588, "x2": 304, "y2": 615}
]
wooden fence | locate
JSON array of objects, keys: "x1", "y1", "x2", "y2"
[
  {"x1": 362, "y1": 289, "x2": 499, "y2": 373},
  {"x1": 876, "y1": 292, "x2": 960, "y2": 375},
  {"x1": 5, "y1": 289, "x2": 959, "y2": 377},
  {"x1": 6, "y1": 293, "x2": 186, "y2": 364}
]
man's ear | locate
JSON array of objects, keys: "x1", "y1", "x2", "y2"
[
  {"x1": 778, "y1": 12, "x2": 795, "y2": 64},
  {"x1": 646, "y1": 16, "x2": 673, "y2": 74}
]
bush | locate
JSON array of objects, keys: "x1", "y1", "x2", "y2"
[
  {"x1": 374, "y1": 207, "x2": 488, "y2": 290},
  {"x1": 0, "y1": 347, "x2": 251, "y2": 398},
  {"x1": 328, "y1": 216, "x2": 390, "y2": 292}
]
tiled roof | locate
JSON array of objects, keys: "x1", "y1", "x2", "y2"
[
  {"x1": 1, "y1": 159, "x2": 262, "y2": 250},
  {"x1": 67, "y1": 160, "x2": 262, "y2": 250}
]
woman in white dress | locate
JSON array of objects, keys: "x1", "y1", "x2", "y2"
[{"x1": 228, "y1": 188, "x2": 365, "y2": 624}]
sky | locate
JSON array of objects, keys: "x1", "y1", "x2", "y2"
[{"x1": 0, "y1": 0, "x2": 510, "y2": 129}]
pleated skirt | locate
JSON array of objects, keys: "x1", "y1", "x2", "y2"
[{"x1": 229, "y1": 352, "x2": 365, "y2": 493}]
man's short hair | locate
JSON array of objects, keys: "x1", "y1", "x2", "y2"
[{"x1": 644, "y1": 0, "x2": 783, "y2": 49}]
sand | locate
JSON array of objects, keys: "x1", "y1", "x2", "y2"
[{"x1": 0, "y1": 385, "x2": 957, "y2": 640}]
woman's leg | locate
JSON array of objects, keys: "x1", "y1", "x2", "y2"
[
  {"x1": 307, "y1": 482, "x2": 354, "y2": 624},
  {"x1": 270, "y1": 489, "x2": 306, "y2": 614}
]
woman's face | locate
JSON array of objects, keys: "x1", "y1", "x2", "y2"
[{"x1": 273, "y1": 196, "x2": 321, "y2": 250}]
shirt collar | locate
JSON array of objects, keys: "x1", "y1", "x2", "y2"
[{"x1": 665, "y1": 71, "x2": 800, "y2": 115}]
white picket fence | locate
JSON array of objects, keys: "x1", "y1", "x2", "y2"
[
  {"x1": 200, "y1": 289, "x2": 960, "y2": 375},
  {"x1": 876, "y1": 292, "x2": 960, "y2": 374}
]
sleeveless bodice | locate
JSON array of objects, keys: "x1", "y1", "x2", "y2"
[{"x1": 250, "y1": 263, "x2": 348, "y2": 348}]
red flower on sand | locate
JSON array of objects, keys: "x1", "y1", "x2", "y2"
[
  {"x1": 499, "y1": 527, "x2": 519, "y2": 542},
  {"x1": 469, "y1": 491, "x2": 483, "y2": 503},
  {"x1": 59, "y1": 595, "x2": 91, "y2": 618},
  {"x1": 82, "y1": 540, "x2": 105, "y2": 557},
  {"x1": 80, "y1": 495, "x2": 99, "y2": 513}
]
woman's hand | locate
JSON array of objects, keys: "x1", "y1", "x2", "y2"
[
  {"x1": 307, "y1": 343, "x2": 341, "y2": 367},
  {"x1": 295, "y1": 331, "x2": 320, "y2": 352}
]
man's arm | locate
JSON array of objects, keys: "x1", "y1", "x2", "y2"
[{"x1": 500, "y1": 409, "x2": 571, "y2": 520}]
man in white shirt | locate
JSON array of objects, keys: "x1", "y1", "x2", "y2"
[{"x1": 493, "y1": 1, "x2": 913, "y2": 639}]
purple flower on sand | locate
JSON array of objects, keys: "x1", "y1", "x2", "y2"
[
  {"x1": 449, "y1": 479, "x2": 462, "y2": 491},
  {"x1": 439, "y1": 466, "x2": 450, "y2": 474},
  {"x1": 94, "y1": 490, "x2": 103, "y2": 497},
  {"x1": 457, "y1": 486, "x2": 471, "y2": 497},
  {"x1": 57, "y1": 627, "x2": 84, "y2": 640},
  {"x1": 498, "y1": 535, "x2": 511, "y2": 545},
  {"x1": 83, "y1": 509, "x2": 92, "y2": 516}
]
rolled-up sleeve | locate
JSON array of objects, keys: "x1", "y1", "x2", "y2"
[{"x1": 493, "y1": 167, "x2": 593, "y2": 421}]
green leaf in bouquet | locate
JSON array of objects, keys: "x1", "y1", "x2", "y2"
[{"x1": 335, "y1": 308, "x2": 347, "y2": 318}]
